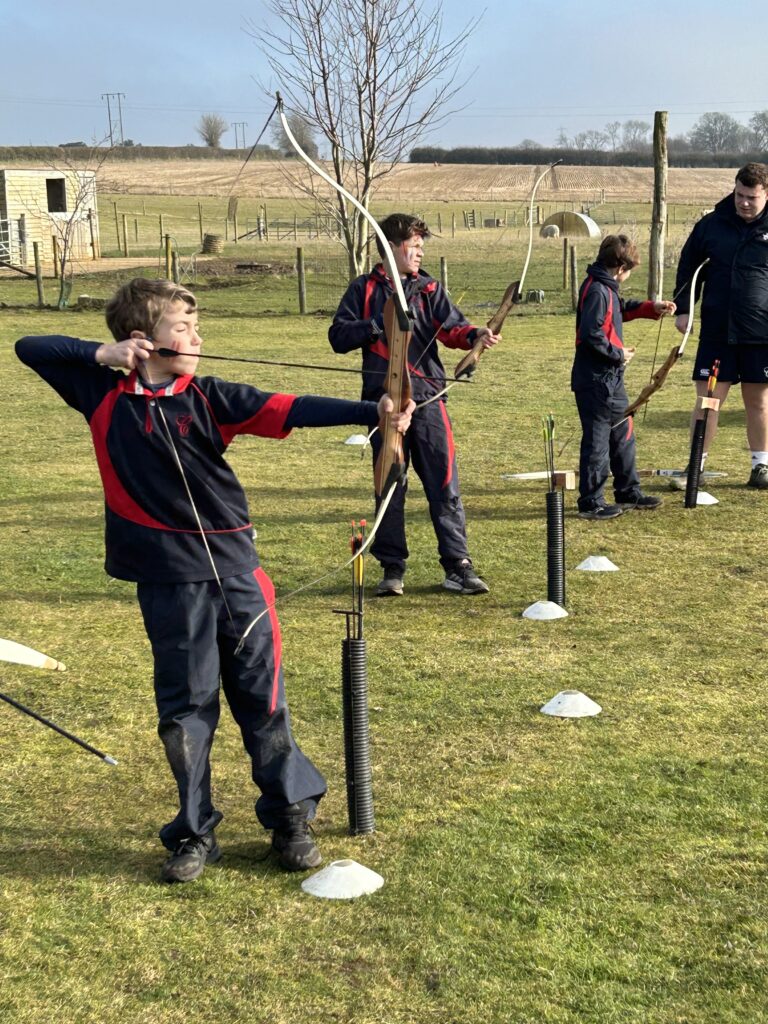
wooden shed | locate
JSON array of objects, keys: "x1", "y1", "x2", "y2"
[
  {"x1": 0, "y1": 168, "x2": 100, "y2": 270},
  {"x1": 540, "y1": 211, "x2": 601, "y2": 239}
]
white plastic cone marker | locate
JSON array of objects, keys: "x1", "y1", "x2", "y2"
[
  {"x1": 540, "y1": 690, "x2": 602, "y2": 718},
  {"x1": 344, "y1": 434, "x2": 368, "y2": 446},
  {"x1": 522, "y1": 600, "x2": 568, "y2": 621},
  {"x1": 301, "y1": 859, "x2": 384, "y2": 900},
  {"x1": 0, "y1": 638, "x2": 66, "y2": 671},
  {"x1": 696, "y1": 491, "x2": 718, "y2": 506},
  {"x1": 575, "y1": 556, "x2": 619, "y2": 572}
]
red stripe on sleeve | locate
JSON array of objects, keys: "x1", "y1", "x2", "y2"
[{"x1": 218, "y1": 393, "x2": 297, "y2": 444}]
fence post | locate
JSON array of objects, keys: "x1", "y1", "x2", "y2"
[
  {"x1": 122, "y1": 214, "x2": 129, "y2": 256},
  {"x1": 52, "y1": 235, "x2": 60, "y2": 278},
  {"x1": 171, "y1": 251, "x2": 180, "y2": 285},
  {"x1": 297, "y1": 246, "x2": 307, "y2": 315},
  {"x1": 159, "y1": 214, "x2": 164, "y2": 246},
  {"x1": 165, "y1": 234, "x2": 173, "y2": 279},
  {"x1": 437, "y1": 212, "x2": 442, "y2": 234},
  {"x1": 440, "y1": 256, "x2": 448, "y2": 292},
  {"x1": 562, "y1": 237, "x2": 569, "y2": 290},
  {"x1": 570, "y1": 245, "x2": 578, "y2": 310},
  {"x1": 198, "y1": 203, "x2": 204, "y2": 246},
  {"x1": 233, "y1": 211, "x2": 238, "y2": 243},
  {"x1": 113, "y1": 202, "x2": 120, "y2": 250},
  {"x1": 33, "y1": 241, "x2": 45, "y2": 307},
  {"x1": 134, "y1": 217, "x2": 139, "y2": 243},
  {"x1": 293, "y1": 214, "x2": 298, "y2": 240},
  {"x1": 88, "y1": 208, "x2": 98, "y2": 259},
  {"x1": 451, "y1": 213, "x2": 456, "y2": 239}
]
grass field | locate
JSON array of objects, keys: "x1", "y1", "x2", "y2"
[{"x1": 2, "y1": 254, "x2": 767, "y2": 1024}]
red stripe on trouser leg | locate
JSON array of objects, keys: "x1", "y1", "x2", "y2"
[
  {"x1": 438, "y1": 401, "x2": 455, "y2": 488},
  {"x1": 253, "y1": 567, "x2": 282, "y2": 714},
  {"x1": 626, "y1": 416, "x2": 634, "y2": 441}
]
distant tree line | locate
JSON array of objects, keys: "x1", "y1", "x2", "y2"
[
  {"x1": 0, "y1": 145, "x2": 278, "y2": 163},
  {"x1": 412, "y1": 112, "x2": 768, "y2": 167}
]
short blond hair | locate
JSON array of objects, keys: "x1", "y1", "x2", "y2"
[{"x1": 105, "y1": 278, "x2": 197, "y2": 341}]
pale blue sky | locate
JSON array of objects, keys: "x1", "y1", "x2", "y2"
[{"x1": 1, "y1": 0, "x2": 763, "y2": 150}]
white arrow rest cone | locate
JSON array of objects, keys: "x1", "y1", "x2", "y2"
[
  {"x1": 522, "y1": 600, "x2": 568, "y2": 620},
  {"x1": 696, "y1": 491, "x2": 718, "y2": 506},
  {"x1": 301, "y1": 859, "x2": 384, "y2": 900},
  {"x1": 541, "y1": 690, "x2": 602, "y2": 718},
  {"x1": 575, "y1": 556, "x2": 619, "y2": 572}
]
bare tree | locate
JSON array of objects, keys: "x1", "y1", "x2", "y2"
[
  {"x1": 574, "y1": 129, "x2": 608, "y2": 151},
  {"x1": 748, "y1": 110, "x2": 768, "y2": 150},
  {"x1": 272, "y1": 113, "x2": 320, "y2": 160},
  {"x1": 689, "y1": 112, "x2": 746, "y2": 154},
  {"x1": 249, "y1": 0, "x2": 476, "y2": 277},
  {"x1": 604, "y1": 121, "x2": 621, "y2": 152},
  {"x1": 622, "y1": 120, "x2": 651, "y2": 150},
  {"x1": 196, "y1": 114, "x2": 229, "y2": 148}
]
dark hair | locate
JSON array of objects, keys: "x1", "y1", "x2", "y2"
[
  {"x1": 105, "y1": 278, "x2": 197, "y2": 341},
  {"x1": 735, "y1": 163, "x2": 768, "y2": 190},
  {"x1": 375, "y1": 213, "x2": 430, "y2": 259},
  {"x1": 597, "y1": 234, "x2": 640, "y2": 271}
]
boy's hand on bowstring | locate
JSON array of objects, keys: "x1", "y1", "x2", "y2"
[
  {"x1": 95, "y1": 337, "x2": 154, "y2": 369},
  {"x1": 654, "y1": 300, "x2": 676, "y2": 317},
  {"x1": 378, "y1": 395, "x2": 416, "y2": 433},
  {"x1": 475, "y1": 326, "x2": 501, "y2": 349},
  {"x1": 623, "y1": 346, "x2": 637, "y2": 366}
]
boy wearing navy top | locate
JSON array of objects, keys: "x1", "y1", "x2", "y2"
[
  {"x1": 572, "y1": 235, "x2": 676, "y2": 520},
  {"x1": 16, "y1": 278, "x2": 412, "y2": 882}
]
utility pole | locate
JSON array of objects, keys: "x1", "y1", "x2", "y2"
[
  {"x1": 232, "y1": 121, "x2": 248, "y2": 153},
  {"x1": 101, "y1": 92, "x2": 126, "y2": 146}
]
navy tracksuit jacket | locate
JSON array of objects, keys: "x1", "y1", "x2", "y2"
[{"x1": 15, "y1": 335, "x2": 380, "y2": 843}]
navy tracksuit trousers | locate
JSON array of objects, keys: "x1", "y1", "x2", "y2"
[
  {"x1": 369, "y1": 401, "x2": 469, "y2": 574},
  {"x1": 575, "y1": 377, "x2": 641, "y2": 509},
  {"x1": 137, "y1": 570, "x2": 326, "y2": 848}
]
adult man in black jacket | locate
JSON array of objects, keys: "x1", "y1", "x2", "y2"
[{"x1": 675, "y1": 163, "x2": 768, "y2": 488}]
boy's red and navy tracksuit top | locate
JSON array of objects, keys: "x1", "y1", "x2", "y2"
[
  {"x1": 15, "y1": 335, "x2": 379, "y2": 584},
  {"x1": 572, "y1": 262, "x2": 658, "y2": 391},
  {"x1": 328, "y1": 264, "x2": 479, "y2": 402}
]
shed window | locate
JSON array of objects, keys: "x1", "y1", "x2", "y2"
[{"x1": 46, "y1": 179, "x2": 67, "y2": 213}]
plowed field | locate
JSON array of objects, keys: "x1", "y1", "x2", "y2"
[{"x1": 96, "y1": 159, "x2": 737, "y2": 204}]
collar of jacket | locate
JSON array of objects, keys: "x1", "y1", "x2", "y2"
[
  {"x1": 125, "y1": 372, "x2": 195, "y2": 396},
  {"x1": 714, "y1": 192, "x2": 768, "y2": 230},
  {"x1": 584, "y1": 262, "x2": 620, "y2": 293}
]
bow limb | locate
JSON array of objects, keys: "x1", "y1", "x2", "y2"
[
  {"x1": 453, "y1": 160, "x2": 562, "y2": 381},
  {"x1": 676, "y1": 257, "x2": 709, "y2": 358},
  {"x1": 277, "y1": 93, "x2": 413, "y2": 495},
  {"x1": 620, "y1": 257, "x2": 710, "y2": 423}
]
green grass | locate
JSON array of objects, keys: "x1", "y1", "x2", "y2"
[{"x1": 1, "y1": 272, "x2": 767, "y2": 1023}]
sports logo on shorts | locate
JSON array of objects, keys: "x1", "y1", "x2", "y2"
[
  {"x1": 763, "y1": 367, "x2": 768, "y2": 379},
  {"x1": 699, "y1": 368, "x2": 710, "y2": 378}
]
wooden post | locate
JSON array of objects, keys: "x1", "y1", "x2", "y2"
[
  {"x1": 52, "y1": 235, "x2": 60, "y2": 278},
  {"x1": 88, "y1": 208, "x2": 98, "y2": 259},
  {"x1": 121, "y1": 214, "x2": 129, "y2": 256},
  {"x1": 648, "y1": 110, "x2": 668, "y2": 301},
  {"x1": 570, "y1": 245, "x2": 578, "y2": 310},
  {"x1": 293, "y1": 214, "x2": 298, "y2": 240},
  {"x1": 297, "y1": 246, "x2": 307, "y2": 315},
  {"x1": 233, "y1": 211, "x2": 238, "y2": 243},
  {"x1": 562, "y1": 237, "x2": 569, "y2": 289},
  {"x1": 198, "y1": 203, "x2": 204, "y2": 246},
  {"x1": 113, "y1": 202, "x2": 120, "y2": 249},
  {"x1": 33, "y1": 241, "x2": 45, "y2": 306},
  {"x1": 440, "y1": 256, "x2": 448, "y2": 292},
  {"x1": 224, "y1": 219, "x2": 229, "y2": 241},
  {"x1": 134, "y1": 217, "x2": 139, "y2": 243},
  {"x1": 437, "y1": 212, "x2": 442, "y2": 234},
  {"x1": 165, "y1": 234, "x2": 173, "y2": 279},
  {"x1": 159, "y1": 214, "x2": 164, "y2": 246},
  {"x1": 263, "y1": 205, "x2": 269, "y2": 240},
  {"x1": 171, "y1": 251, "x2": 180, "y2": 284},
  {"x1": 451, "y1": 213, "x2": 456, "y2": 239}
]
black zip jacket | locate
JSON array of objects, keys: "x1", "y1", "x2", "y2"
[
  {"x1": 16, "y1": 335, "x2": 380, "y2": 583},
  {"x1": 328, "y1": 265, "x2": 479, "y2": 403},
  {"x1": 675, "y1": 193, "x2": 768, "y2": 345}
]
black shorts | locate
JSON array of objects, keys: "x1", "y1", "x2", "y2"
[{"x1": 692, "y1": 338, "x2": 768, "y2": 384}]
